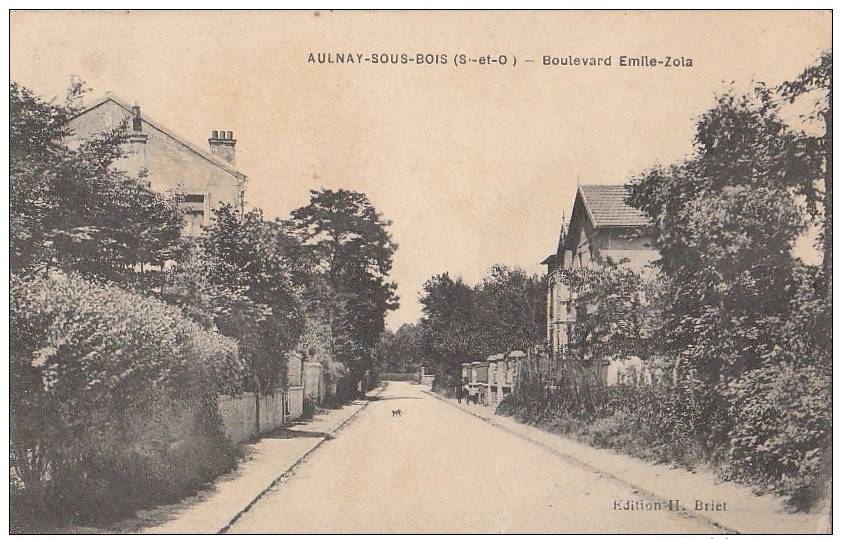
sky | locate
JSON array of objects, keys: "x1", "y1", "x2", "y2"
[{"x1": 11, "y1": 10, "x2": 831, "y2": 329}]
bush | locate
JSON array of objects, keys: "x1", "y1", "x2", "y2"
[
  {"x1": 726, "y1": 362, "x2": 832, "y2": 509},
  {"x1": 586, "y1": 411, "x2": 635, "y2": 448},
  {"x1": 10, "y1": 273, "x2": 245, "y2": 528},
  {"x1": 497, "y1": 376, "x2": 713, "y2": 466},
  {"x1": 498, "y1": 362, "x2": 830, "y2": 506}
]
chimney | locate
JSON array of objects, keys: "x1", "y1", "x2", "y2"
[
  {"x1": 131, "y1": 104, "x2": 143, "y2": 132},
  {"x1": 126, "y1": 102, "x2": 148, "y2": 176},
  {"x1": 209, "y1": 129, "x2": 236, "y2": 165}
]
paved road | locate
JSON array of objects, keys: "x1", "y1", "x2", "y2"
[{"x1": 227, "y1": 381, "x2": 718, "y2": 533}]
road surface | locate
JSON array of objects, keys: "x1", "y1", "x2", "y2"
[{"x1": 227, "y1": 381, "x2": 718, "y2": 533}]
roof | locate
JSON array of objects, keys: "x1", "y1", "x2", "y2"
[
  {"x1": 577, "y1": 184, "x2": 649, "y2": 227},
  {"x1": 72, "y1": 92, "x2": 246, "y2": 181}
]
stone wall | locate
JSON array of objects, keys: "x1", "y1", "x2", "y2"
[
  {"x1": 217, "y1": 393, "x2": 258, "y2": 444},
  {"x1": 287, "y1": 386, "x2": 304, "y2": 419},
  {"x1": 303, "y1": 360, "x2": 328, "y2": 402},
  {"x1": 218, "y1": 389, "x2": 300, "y2": 444}
]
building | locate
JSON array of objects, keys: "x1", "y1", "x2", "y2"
[
  {"x1": 461, "y1": 363, "x2": 470, "y2": 387},
  {"x1": 541, "y1": 184, "x2": 659, "y2": 384},
  {"x1": 468, "y1": 360, "x2": 489, "y2": 404},
  {"x1": 461, "y1": 352, "x2": 520, "y2": 407},
  {"x1": 487, "y1": 351, "x2": 521, "y2": 406},
  {"x1": 66, "y1": 92, "x2": 247, "y2": 237},
  {"x1": 65, "y1": 93, "x2": 309, "y2": 425}
]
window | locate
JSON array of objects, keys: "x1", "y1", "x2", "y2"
[
  {"x1": 180, "y1": 193, "x2": 208, "y2": 238},
  {"x1": 183, "y1": 193, "x2": 205, "y2": 204}
]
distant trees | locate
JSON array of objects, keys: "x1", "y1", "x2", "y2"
[
  {"x1": 417, "y1": 266, "x2": 546, "y2": 389},
  {"x1": 373, "y1": 323, "x2": 425, "y2": 375},
  {"x1": 476, "y1": 265, "x2": 547, "y2": 353}
]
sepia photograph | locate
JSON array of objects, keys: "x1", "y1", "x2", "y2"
[{"x1": 7, "y1": 9, "x2": 833, "y2": 534}]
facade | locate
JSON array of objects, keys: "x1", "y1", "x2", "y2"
[
  {"x1": 486, "y1": 351, "x2": 521, "y2": 406},
  {"x1": 467, "y1": 361, "x2": 489, "y2": 403},
  {"x1": 541, "y1": 184, "x2": 659, "y2": 385},
  {"x1": 65, "y1": 92, "x2": 247, "y2": 238},
  {"x1": 462, "y1": 351, "x2": 520, "y2": 407}
]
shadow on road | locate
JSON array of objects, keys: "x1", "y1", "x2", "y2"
[
  {"x1": 261, "y1": 429, "x2": 334, "y2": 440},
  {"x1": 366, "y1": 395, "x2": 424, "y2": 402}
]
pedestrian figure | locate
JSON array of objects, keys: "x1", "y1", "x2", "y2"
[{"x1": 457, "y1": 386, "x2": 462, "y2": 404}]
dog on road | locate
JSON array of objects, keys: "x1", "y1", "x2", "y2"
[{"x1": 391, "y1": 409, "x2": 402, "y2": 418}]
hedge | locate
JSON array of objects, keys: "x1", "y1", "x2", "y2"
[
  {"x1": 498, "y1": 368, "x2": 831, "y2": 508},
  {"x1": 10, "y1": 273, "x2": 245, "y2": 530}
]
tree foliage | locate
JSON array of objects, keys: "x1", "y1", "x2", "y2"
[
  {"x1": 10, "y1": 82, "x2": 185, "y2": 289},
  {"x1": 622, "y1": 53, "x2": 832, "y2": 506},
  {"x1": 10, "y1": 273, "x2": 241, "y2": 524},
  {"x1": 166, "y1": 204, "x2": 305, "y2": 393},
  {"x1": 563, "y1": 262, "x2": 665, "y2": 365},
  {"x1": 475, "y1": 265, "x2": 547, "y2": 353},
  {"x1": 417, "y1": 266, "x2": 546, "y2": 388},
  {"x1": 778, "y1": 50, "x2": 832, "y2": 295},
  {"x1": 287, "y1": 189, "x2": 399, "y2": 389},
  {"x1": 373, "y1": 323, "x2": 425, "y2": 375}
]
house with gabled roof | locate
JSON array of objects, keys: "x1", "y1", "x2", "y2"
[
  {"x1": 540, "y1": 184, "x2": 659, "y2": 385},
  {"x1": 65, "y1": 92, "x2": 247, "y2": 237}
]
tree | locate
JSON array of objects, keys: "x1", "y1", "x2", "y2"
[
  {"x1": 625, "y1": 55, "x2": 832, "y2": 505},
  {"x1": 628, "y1": 90, "x2": 809, "y2": 384},
  {"x1": 416, "y1": 266, "x2": 548, "y2": 389},
  {"x1": 778, "y1": 50, "x2": 832, "y2": 298},
  {"x1": 418, "y1": 273, "x2": 484, "y2": 388},
  {"x1": 10, "y1": 82, "x2": 184, "y2": 288},
  {"x1": 475, "y1": 264, "x2": 547, "y2": 353},
  {"x1": 167, "y1": 204, "x2": 305, "y2": 398},
  {"x1": 287, "y1": 189, "x2": 399, "y2": 392},
  {"x1": 373, "y1": 323, "x2": 424, "y2": 375}
]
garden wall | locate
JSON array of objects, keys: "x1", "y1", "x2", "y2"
[
  {"x1": 303, "y1": 360, "x2": 327, "y2": 402},
  {"x1": 218, "y1": 388, "x2": 303, "y2": 444}
]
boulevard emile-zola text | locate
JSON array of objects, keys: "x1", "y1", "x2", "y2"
[{"x1": 306, "y1": 52, "x2": 694, "y2": 68}]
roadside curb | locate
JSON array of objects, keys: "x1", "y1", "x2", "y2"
[
  {"x1": 423, "y1": 389, "x2": 740, "y2": 535},
  {"x1": 218, "y1": 384, "x2": 386, "y2": 534}
]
